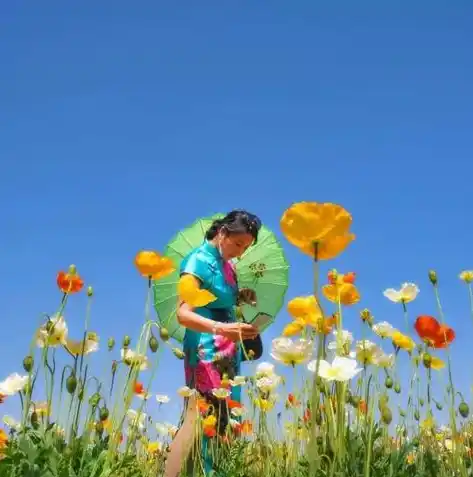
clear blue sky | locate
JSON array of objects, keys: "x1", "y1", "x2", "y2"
[{"x1": 1, "y1": 2, "x2": 472, "y2": 428}]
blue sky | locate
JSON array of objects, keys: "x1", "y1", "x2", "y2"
[{"x1": 1, "y1": 2, "x2": 473, "y2": 429}]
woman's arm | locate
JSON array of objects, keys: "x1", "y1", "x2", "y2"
[
  {"x1": 177, "y1": 302, "x2": 259, "y2": 341},
  {"x1": 177, "y1": 301, "x2": 220, "y2": 334}
]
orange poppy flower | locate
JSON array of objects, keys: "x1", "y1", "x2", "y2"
[
  {"x1": 57, "y1": 268, "x2": 84, "y2": 294},
  {"x1": 197, "y1": 398, "x2": 210, "y2": 415},
  {"x1": 134, "y1": 382, "x2": 144, "y2": 395},
  {"x1": 359, "y1": 400, "x2": 367, "y2": 414},
  {"x1": 134, "y1": 251, "x2": 176, "y2": 280},
  {"x1": 414, "y1": 316, "x2": 455, "y2": 349},
  {"x1": 226, "y1": 399, "x2": 242, "y2": 409},
  {"x1": 280, "y1": 202, "x2": 355, "y2": 260},
  {"x1": 322, "y1": 272, "x2": 360, "y2": 306},
  {"x1": 238, "y1": 420, "x2": 253, "y2": 436}
]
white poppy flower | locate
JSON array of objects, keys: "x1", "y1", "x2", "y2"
[
  {"x1": 36, "y1": 315, "x2": 68, "y2": 348},
  {"x1": 212, "y1": 388, "x2": 231, "y2": 400},
  {"x1": 177, "y1": 386, "x2": 195, "y2": 398},
  {"x1": 0, "y1": 373, "x2": 29, "y2": 396},
  {"x1": 308, "y1": 356, "x2": 362, "y2": 382},
  {"x1": 126, "y1": 409, "x2": 146, "y2": 430},
  {"x1": 156, "y1": 394, "x2": 170, "y2": 404},
  {"x1": 255, "y1": 362, "x2": 275, "y2": 378},
  {"x1": 373, "y1": 352, "x2": 395, "y2": 368},
  {"x1": 383, "y1": 283, "x2": 419, "y2": 304},
  {"x1": 121, "y1": 349, "x2": 149, "y2": 371},
  {"x1": 372, "y1": 322, "x2": 397, "y2": 339},
  {"x1": 256, "y1": 375, "x2": 281, "y2": 392},
  {"x1": 270, "y1": 337, "x2": 313, "y2": 366},
  {"x1": 230, "y1": 376, "x2": 246, "y2": 386}
]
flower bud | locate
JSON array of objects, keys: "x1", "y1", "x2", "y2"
[
  {"x1": 159, "y1": 328, "x2": 170, "y2": 342},
  {"x1": 99, "y1": 406, "x2": 109, "y2": 421},
  {"x1": 384, "y1": 377, "x2": 393, "y2": 389},
  {"x1": 360, "y1": 309, "x2": 373, "y2": 326},
  {"x1": 328, "y1": 269, "x2": 338, "y2": 284},
  {"x1": 459, "y1": 402, "x2": 470, "y2": 418},
  {"x1": 87, "y1": 286, "x2": 94, "y2": 297},
  {"x1": 419, "y1": 398, "x2": 425, "y2": 407},
  {"x1": 350, "y1": 396, "x2": 360, "y2": 409},
  {"x1": 394, "y1": 383, "x2": 401, "y2": 394},
  {"x1": 149, "y1": 335, "x2": 159, "y2": 353},
  {"x1": 436, "y1": 401, "x2": 443, "y2": 411},
  {"x1": 172, "y1": 348, "x2": 185, "y2": 360},
  {"x1": 111, "y1": 360, "x2": 118, "y2": 373},
  {"x1": 89, "y1": 392, "x2": 101, "y2": 408},
  {"x1": 399, "y1": 409, "x2": 406, "y2": 417},
  {"x1": 428, "y1": 270, "x2": 437, "y2": 286},
  {"x1": 95, "y1": 421, "x2": 104, "y2": 434},
  {"x1": 23, "y1": 355, "x2": 34, "y2": 373},
  {"x1": 381, "y1": 407, "x2": 392, "y2": 425},
  {"x1": 108, "y1": 338, "x2": 115, "y2": 351},
  {"x1": 123, "y1": 336, "x2": 131, "y2": 348},
  {"x1": 66, "y1": 373, "x2": 77, "y2": 394},
  {"x1": 68, "y1": 264, "x2": 77, "y2": 275},
  {"x1": 30, "y1": 411, "x2": 39, "y2": 429},
  {"x1": 414, "y1": 410, "x2": 420, "y2": 421},
  {"x1": 378, "y1": 394, "x2": 389, "y2": 411},
  {"x1": 422, "y1": 353, "x2": 432, "y2": 369}
]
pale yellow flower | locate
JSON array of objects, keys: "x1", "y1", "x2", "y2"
[
  {"x1": 271, "y1": 337, "x2": 313, "y2": 366},
  {"x1": 383, "y1": 283, "x2": 419, "y2": 304},
  {"x1": 459, "y1": 270, "x2": 473, "y2": 283}
]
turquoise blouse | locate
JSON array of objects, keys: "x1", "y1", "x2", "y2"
[{"x1": 180, "y1": 240, "x2": 239, "y2": 367}]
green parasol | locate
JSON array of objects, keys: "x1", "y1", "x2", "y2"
[{"x1": 153, "y1": 214, "x2": 290, "y2": 343}]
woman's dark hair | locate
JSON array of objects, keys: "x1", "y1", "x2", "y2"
[{"x1": 205, "y1": 209, "x2": 261, "y2": 244}]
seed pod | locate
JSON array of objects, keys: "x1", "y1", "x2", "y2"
[
  {"x1": 99, "y1": 406, "x2": 109, "y2": 421},
  {"x1": 159, "y1": 327, "x2": 169, "y2": 342},
  {"x1": 66, "y1": 373, "x2": 77, "y2": 394},
  {"x1": 394, "y1": 383, "x2": 401, "y2": 394},
  {"x1": 123, "y1": 335, "x2": 131, "y2": 348},
  {"x1": 381, "y1": 407, "x2": 392, "y2": 425},
  {"x1": 385, "y1": 377, "x2": 393, "y2": 389},
  {"x1": 459, "y1": 402, "x2": 470, "y2": 418},
  {"x1": 149, "y1": 335, "x2": 159, "y2": 353},
  {"x1": 23, "y1": 355, "x2": 34, "y2": 373}
]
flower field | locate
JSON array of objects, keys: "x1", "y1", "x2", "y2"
[{"x1": 0, "y1": 201, "x2": 472, "y2": 477}]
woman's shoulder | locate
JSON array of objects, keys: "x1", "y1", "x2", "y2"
[{"x1": 180, "y1": 243, "x2": 218, "y2": 281}]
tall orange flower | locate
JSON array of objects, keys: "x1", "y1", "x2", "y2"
[
  {"x1": 280, "y1": 202, "x2": 355, "y2": 259},
  {"x1": 134, "y1": 251, "x2": 176, "y2": 280},
  {"x1": 57, "y1": 265, "x2": 84, "y2": 294},
  {"x1": 283, "y1": 296, "x2": 336, "y2": 335},
  {"x1": 414, "y1": 315, "x2": 455, "y2": 349},
  {"x1": 322, "y1": 271, "x2": 360, "y2": 306}
]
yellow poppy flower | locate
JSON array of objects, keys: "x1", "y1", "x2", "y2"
[
  {"x1": 134, "y1": 250, "x2": 176, "y2": 280},
  {"x1": 322, "y1": 283, "x2": 360, "y2": 306},
  {"x1": 280, "y1": 202, "x2": 355, "y2": 259},
  {"x1": 178, "y1": 275, "x2": 217, "y2": 307},
  {"x1": 254, "y1": 398, "x2": 276, "y2": 412},
  {"x1": 391, "y1": 331, "x2": 416, "y2": 352},
  {"x1": 430, "y1": 356, "x2": 445, "y2": 370},
  {"x1": 283, "y1": 296, "x2": 323, "y2": 336}
]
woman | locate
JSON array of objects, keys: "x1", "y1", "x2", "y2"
[{"x1": 164, "y1": 210, "x2": 262, "y2": 477}]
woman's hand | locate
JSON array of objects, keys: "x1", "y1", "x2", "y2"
[
  {"x1": 220, "y1": 322, "x2": 259, "y2": 342},
  {"x1": 238, "y1": 288, "x2": 257, "y2": 306}
]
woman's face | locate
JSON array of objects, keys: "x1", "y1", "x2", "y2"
[{"x1": 218, "y1": 231, "x2": 254, "y2": 261}]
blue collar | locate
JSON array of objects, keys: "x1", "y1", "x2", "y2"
[{"x1": 201, "y1": 240, "x2": 223, "y2": 261}]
